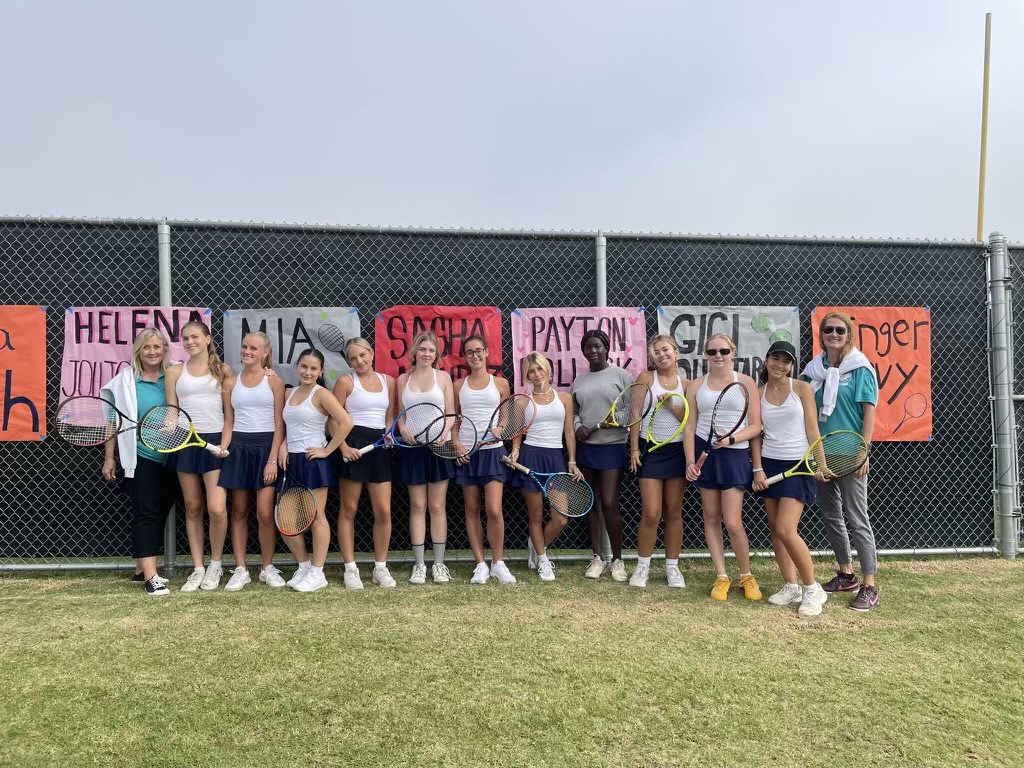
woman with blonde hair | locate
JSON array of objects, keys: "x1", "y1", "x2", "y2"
[
  {"x1": 683, "y1": 333, "x2": 763, "y2": 601},
  {"x1": 800, "y1": 311, "x2": 880, "y2": 612},
  {"x1": 334, "y1": 337, "x2": 399, "y2": 589},
  {"x1": 100, "y1": 328, "x2": 177, "y2": 596},
  {"x1": 509, "y1": 352, "x2": 582, "y2": 582},
  {"x1": 165, "y1": 320, "x2": 233, "y2": 592},
  {"x1": 628, "y1": 334, "x2": 689, "y2": 588},
  {"x1": 218, "y1": 331, "x2": 287, "y2": 591},
  {"x1": 397, "y1": 332, "x2": 456, "y2": 584}
]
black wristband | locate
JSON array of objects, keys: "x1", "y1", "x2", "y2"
[{"x1": 728, "y1": 435, "x2": 735, "y2": 446}]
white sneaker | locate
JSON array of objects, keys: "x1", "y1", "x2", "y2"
[
  {"x1": 797, "y1": 583, "x2": 829, "y2": 617},
  {"x1": 343, "y1": 567, "x2": 364, "y2": 590},
  {"x1": 409, "y1": 564, "x2": 427, "y2": 585},
  {"x1": 287, "y1": 564, "x2": 311, "y2": 588},
  {"x1": 538, "y1": 560, "x2": 555, "y2": 582},
  {"x1": 293, "y1": 570, "x2": 328, "y2": 592},
  {"x1": 224, "y1": 566, "x2": 251, "y2": 592},
  {"x1": 610, "y1": 558, "x2": 628, "y2": 583},
  {"x1": 432, "y1": 563, "x2": 451, "y2": 584},
  {"x1": 629, "y1": 562, "x2": 649, "y2": 588},
  {"x1": 200, "y1": 563, "x2": 223, "y2": 591},
  {"x1": 768, "y1": 583, "x2": 804, "y2": 606},
  {"x1": 180, "y1": 567, "x2": 205, "y2": 593},
  {"x1": 491, "y1": 561, "x2": 517, "y2": 584},
  {"x1": 259, "y1": 565, "x2": 286, "y2": 588},
  {"x1": 470, "y1": 562, "x2": 490, "y2": 584},
  {"x1": 372, "y1": 565, "x2": 397, "y2": 588},
  {"x1": 527, "y1": 539, "x2": 538, "y2": 570},
  {"x1": 584, "y1": 555, "x2": 606, "y2": 579},
  {"x1": 665, "y1": 564, "x2": 686, "y2": 588}
]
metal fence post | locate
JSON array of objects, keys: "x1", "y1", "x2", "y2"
[
  {"x1": 594, "y1": 233, "x2": 613, "y2": 563},
  {"x1": 987, "y1": 232, "x2": 1020, "y2": 558},
  {"x1": 157, "y1": 219, "x2": 178, "y2": 575}
]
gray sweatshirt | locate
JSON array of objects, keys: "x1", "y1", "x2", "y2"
[{"x1": 570, "y1": 365, "x2": 634, "y2": 445}]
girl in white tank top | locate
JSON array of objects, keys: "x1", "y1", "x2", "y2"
[
  {"x1": 750, "y1": 343, "x2": 828, "y2": 613},
  {"x1": 164, "y1": 319, "x2": 233, "y2": 590},
  {"x1": 455, "y1": 335, "x2": 516, "y2": 584},
  {"x1": 332, "y1": 337, "x2": 398, "y2": 590}
]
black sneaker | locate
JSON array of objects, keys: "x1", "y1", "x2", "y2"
[
  {"x1": 822, "y1": 570, "x2": 859, "y2": 593},
  {"x1": 848, "y1": 585, "x2": 880, "y2": 612},
  {"x1": 144, "y1": 576, "x2": 170, "y2": 597},
  {"x1": 131, "y1": 571, "x2": 145, "y2": 582}
]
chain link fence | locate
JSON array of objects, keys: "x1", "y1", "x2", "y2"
[{"x1": 0, "y1": 218, "x2": 1000, "y2": 570}]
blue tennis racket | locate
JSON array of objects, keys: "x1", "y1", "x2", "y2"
[
  {"x1": 500, "y1": 455, "x2": 594, "y2": 518},
  {"x1": 345, "y1": 402, "x2": 445, "y2": 461}
]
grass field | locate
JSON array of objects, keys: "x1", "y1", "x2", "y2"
[{"x1": 2, "y1": 557, "x2": 1023, "y2": 768}]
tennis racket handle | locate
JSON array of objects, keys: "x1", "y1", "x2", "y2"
[
  {"x1": 500, "y1": 456, "x2": 531, "y2": 474},
  {"x1": 204, "y1": 443, "x2": 229, "y2": 457},
  {"x1": 355, "y1": 443, "x2": 378, "y2": 458},
  {"x1": 764, "y1": 471, "x2": 786, "y2": 487},
  {"x1": 692, "y1": 451, "x2": 709, "y2": 473}
]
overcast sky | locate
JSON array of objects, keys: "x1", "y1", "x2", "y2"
[{"x1": 1, "y1": 1, "x2": 1020, "y2": 240}]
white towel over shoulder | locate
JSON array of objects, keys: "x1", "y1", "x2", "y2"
[{"x1": 800, "y1": 349, "x2": 875, "y2": 421}]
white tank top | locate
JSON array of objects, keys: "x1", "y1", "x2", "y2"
[
  {"x1": 283, "y1": 385, "x2": 328, "y2": 452},
  {"x1": 459, "y1": 375, "x2": 501, "y2": 451},
  {"x1": 524, "y1": 392, "x2": 565, "y2": 449},
  {"x1": 644, "y1": 371, "x2": 685, "y2": 445},
  {"x1": 346, "y1": 372, "x2": 388, "y2": 429},
  {"x1": 230, "y1": 373, "x2": 276, "y2": 433},
  {"x1": 176, "y1": 365, "x2": 224, "y2": 433},
  {"x1": 402, "y1": 370, "x2": 445, "y2": 411},
  {"x1": 760, "y1": 379, "x2": 809, "y2": 461},
  {"x1": 695, "y1": 372, "x2": 748, "y2": 450}
]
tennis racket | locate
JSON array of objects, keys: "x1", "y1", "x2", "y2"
[
  {"x1": 54, "y1": 396, "x2": 138, "y2": 446},
  {"x1": 593, "y1": 383, "x2": 653, "y2": 431},
  {"x1": 644, "y1": 392, "x2": 689, "y2": 453},
  {"x1": 138, "y1": 405, "x2": 229, "y2": 456},
  {"x1": 765, "y1": 429, "x2": 869, "y2": 486},
  {"x1": 692, "y1": 381, "x2": 749, "y2": 473},
  {"x1": 893, "y1": 393, "x2": 928, "y2": 433},
  {"x1": 500, "y1": 456, "x2": 594, "y2": 518},
  {"x1": 428, "y1": 413, "x2": 479, "y2": 461},
  {"x1": 345, "y1": 402, "x2": 445, "y2": 461},
  {"x1": 274, "y1": 473, "x2": 318, "y2": 536},
  {"x1": 478, "y1": 393, "x2": 537, "y2": 448},
  {"x1": 317, "y1": 324, "x2": 347, "y2": 353}
]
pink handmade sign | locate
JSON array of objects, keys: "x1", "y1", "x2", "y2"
[
  {"x1": 60, "y1": 306, "x2": 211, "y2": 398},
  {"x1": 510, "y1": 307, "x2": 648, "y2": 392}
]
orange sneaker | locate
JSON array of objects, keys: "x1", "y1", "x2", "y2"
[
  {"x1": 710, "y1": 575, "x2": 731, "y2": 601},
  {"x1": 739, "y1": 573, "x2": 762, "y2": 601}
]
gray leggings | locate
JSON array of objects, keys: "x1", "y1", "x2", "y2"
[{"x1": 815, "y1": 474, "x2": 877, "y2": 575}]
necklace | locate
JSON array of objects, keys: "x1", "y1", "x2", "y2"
[{"x1": 533, "y1": 387, "x2": 554, "y2": 402}]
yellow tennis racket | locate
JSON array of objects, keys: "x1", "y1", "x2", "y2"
[{"x1": 644, "y1": 392, "x2": 689, "y2": 452}]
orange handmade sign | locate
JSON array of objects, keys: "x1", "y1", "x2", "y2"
[
  {"x1": 811, "y1": 306, "x2": 931, "y2": 442},
  {"x1": 0, "y1": 305, "x2": 47, "y2": 441}
]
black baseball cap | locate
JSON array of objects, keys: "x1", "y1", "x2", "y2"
[{"x1": 765, "y1": 340, "x2": 797, "y2": 362}]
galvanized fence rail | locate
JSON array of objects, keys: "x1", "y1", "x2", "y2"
[{"x1": 0, "y1": 217, "x2": 1014, "y2": 571}]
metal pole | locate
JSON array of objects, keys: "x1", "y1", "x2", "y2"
[
  {"x1": 157, "y1": 220, "x2": 177, "y2": 575},
  {"x1": 594, "y1": 233, "x2": 613, "y2": 563},
  {"x1": 988, "y1": 232, "x2": 1019, "y2": 558},
  {"x1": 976, "y1": 13, "x2": 992, "y2": 241}
]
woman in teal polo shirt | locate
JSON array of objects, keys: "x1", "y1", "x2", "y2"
[{"x1": 801, "y1": 311, "x2": 880, "y2": 612}]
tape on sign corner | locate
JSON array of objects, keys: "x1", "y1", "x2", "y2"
[
  {"x1": 39, "y1": 305, "x2": 47, "y2": 312},
  {"x1": 511, "y1": 309, "x2": 523, "y2": 317},
  {"x1": 348, "y1": 307, "x2": 360, "y2": 314}
]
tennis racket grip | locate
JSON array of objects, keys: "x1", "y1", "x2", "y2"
[
  {"x1": 764, "y1": 470, "x2": 787, "y2": 487},
  {"x1": 203, "y1": 442, "x2": 228, "y2": 456},
  {"x1": 692, "y1": 450, "x2": 709, "y2": 473},
  {"x1": 500, "y1": 456, "x2": 531, "y2": 475},
  {"x1": 355, "y1": 443, "x2": 378, "y2": 458}
]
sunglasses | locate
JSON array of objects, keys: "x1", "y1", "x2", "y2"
[
  {"x1": 464, "y1": 348, "x2": 487, "y2": 357},
  {"x1": 822, "y1": 326, "x2": 848, "y2": 336},
  {"x1": 705, "y1": 348, "x2": 732, "y2": 356}
]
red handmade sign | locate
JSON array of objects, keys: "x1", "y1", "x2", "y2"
[
  {"x1": 374, "y1": 305, "x2": 503, "y2": 378},
  {"x1": 0, "y1": 305, "x2": 47, "y2": 441}
]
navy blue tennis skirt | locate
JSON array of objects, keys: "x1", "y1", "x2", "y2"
[
  {"x1": 756, "y1": 455, "x2": 816, "y2": 505},
  {"x1": 692, "y1": 437, "x2": 751, "y2": 491},
  {"x1": 218, "y1": 431, "x2": 274, "y2": 490},
  {"x1": 508, "y1": 445, "x2": 565, "y2": 491},
  {"x1": 637, "y1": 438, "x2": 686, "y2": 480},
  {"x1": 337, "y1": 424, "x2": 392, "y2": 484},
  {"x1": 577, "y1": 441, "x2": 627, "y2": 472},
  {"x1": 398, "y1": 444, "x2": 455, "y2": 486},
  {"x1": 167, "y1": 431, "x2": 224, "y2": 475},
  {"x1": 286, "y1": 452, "x2": 336, "y2": 490},
  {"x1": 455, "y1": 445, "x2": 507, "y2": 486}
]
